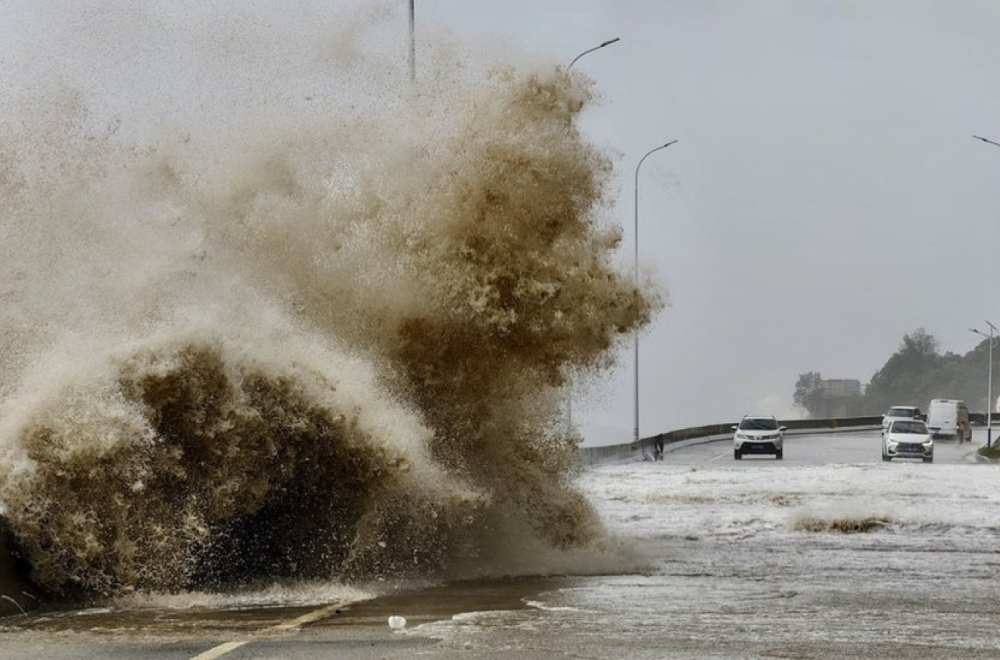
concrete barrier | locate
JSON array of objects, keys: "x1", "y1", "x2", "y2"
[
  {"x1": 971, "y1": 413, "x2": 996, "y2": 425},
  {"x1": 579, "y1": 415, "x2": 883, "y2": 467}
]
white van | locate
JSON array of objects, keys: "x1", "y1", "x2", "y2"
[{"x1": 926, "y1": 399, "x2": 971, "y2": 443}]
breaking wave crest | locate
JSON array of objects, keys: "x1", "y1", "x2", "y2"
[{"x1": 0, "y1": 3, "x2": 658, "y2": 597}]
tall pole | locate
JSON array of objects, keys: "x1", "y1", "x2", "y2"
[
  {"x1": 567, "y1": 38, "x2": 620, "y2": 71},
  {"x1": 971, "y1": 322, "x2": 997, "y2": 448},
  {"x1": 562, "y1": 37, "x2": 620, "y2": 437},
  {"x1": 987, "y1": 322, "x2": 996, "y2": 448},
  {"x1": 971, "y1": 137, "x2": 999, "y2": 446},
  {"x1": 634, "y1": 140, "x2": 678, "y2": 456},
  {"x1": 408, "y1": 0, "x2": 415, "y2": 81},
  {"x1": 989, "y1": 323, "x2": 995, "y2": 447}
]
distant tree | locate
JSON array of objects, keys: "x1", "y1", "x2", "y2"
[
  {"x1": 899, "y1": 328, "x2": 939, "y2": 359},
  {"x1": 866, "y1": 329, "x2": 947, "y2": 412},
  {"x1": 796, "y1": 328, "x2": 997, "y2": 420},
  {"x1": 793, "y1": 371, "x2": 824, "y2": 416}
]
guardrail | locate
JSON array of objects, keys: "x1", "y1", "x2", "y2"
[{"x1": 579, "y1": 415, "x2": 883, "y2": 467}]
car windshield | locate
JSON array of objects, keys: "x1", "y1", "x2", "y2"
[
  {"x1": 887, "y1": 407, "x2": 917, "y2": 417},
  {"x1": 891, "y1": 421, "x2": 928, "y2": 434},
  {"x1": 740, "y1": 418, "x2": 778, "y2": 430}
]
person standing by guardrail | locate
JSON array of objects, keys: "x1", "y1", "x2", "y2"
[{"x1": 653, "y1": 435, "x2": 665, "y2": 460}]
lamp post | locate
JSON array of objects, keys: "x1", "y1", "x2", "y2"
[
  {"x1": 971, "y1": 136, "x2": 999, "y2": 446},
  {"x1": 974, "y1": 135, "x2": 1000, "y2": 149},
  {"x1": 562, "y1": 37, "x2": 620, "y2": 437},
  {"x1": 567, "y1": 38, "x2": 621, "y2": 71},
  {"x1": 408, "y1": 0, "x2": 415, "y2": 81},
  {"x1": 971, "y1": 322, "x2": 997, "y2": 448},
  {"x1": 634, "y1": 140, "x2": 678, "y2": 457}
]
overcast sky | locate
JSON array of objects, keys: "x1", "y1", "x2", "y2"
[
  {"x1": 412, "y1": 1, "x2": 1000, "y2": 443},
  {"x1": 4, "y1": 1, "x2": 999, "y2": 445}
]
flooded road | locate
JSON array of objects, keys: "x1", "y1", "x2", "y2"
[{"x1": 3, "y1": 430, "x2": 1000, "y2": 659}]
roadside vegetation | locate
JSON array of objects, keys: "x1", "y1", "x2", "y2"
[
  {"x1": 795, "y1": 328, "x2": 995, "y2": 417},
  {"x1": 977, "y1": 445, "x2": 1000, "y2": 460}
]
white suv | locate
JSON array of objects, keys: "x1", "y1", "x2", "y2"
[
  {"x1": 882, "y1": 419, "x2": 933, "y2": 462},
  {"x1": 733, "y1": 416, "x2": 786, "y2": 460}
]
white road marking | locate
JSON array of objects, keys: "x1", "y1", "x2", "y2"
[
  {"x1": 189, "y1": 599, "x2": 359, "y2": 659},
  {"x1": 190, "y1": 641, "x2": 248, "y2": 660}
]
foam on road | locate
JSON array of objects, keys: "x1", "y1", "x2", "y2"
[{"x1": 3, "y1": 430, "x2": 1000, "y2": 658}]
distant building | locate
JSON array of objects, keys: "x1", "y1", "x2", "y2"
[
  {"x1": 820, "y1": 379, "x2": 862, "y2": 398},
  {"x1": 816, "y1": 378, "x2": 863, "y2": 417}
]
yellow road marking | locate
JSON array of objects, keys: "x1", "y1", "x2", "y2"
[
  {"x1": 189, "y1": 599, "x2": 359, "y2": 659},
  {"x1": 267, "y1": 601, "x2": 352, "y2": 632}
]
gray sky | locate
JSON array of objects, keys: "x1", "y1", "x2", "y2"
[{"x1": 417, "y1": 1, "x2": 1000, "y2": 443}]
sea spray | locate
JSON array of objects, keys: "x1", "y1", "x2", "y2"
[
  {"x1": 0, "y1": 3, "x2": 660, "y2": 596},
  {"x1": 2, "y1": 331, "x2": 486, "y2": 593}
]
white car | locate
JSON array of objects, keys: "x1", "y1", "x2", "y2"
[
  {"x1": 881, "y1": 405, "x2": 921, "y2": 433},
  {"x1": 882, "y1": 419, "x2": 934, "y2": 463},
  {"x1": 733, "y1": 416, "x2": 786, "y2": 460}
]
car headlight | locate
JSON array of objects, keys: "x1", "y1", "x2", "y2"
[{"x1": 736, "y1": 433, "x2": 750, "y2": 440}]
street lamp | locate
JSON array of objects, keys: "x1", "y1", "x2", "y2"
[
  {"x1": 567, "y1": 38, "x2": 621, "y2": 71},
  {"x1": 971, "y1": 136, "x2": 999, "y2": 447},
  {"x1": 634, "y1": 140, "x2": 678, "y2": 458},
  {"x1": 970, "y1": 322, "x2": 998, "y2": 448},
  {"x1": 562, "y1": 37, "x2": 620, "y2": 436},
  {"x1": 974, "y1": 135, "x2": 1000, "y2": 149},
  {"x1": 408, "y1": 0, "x2": 415, "y2": 81}
]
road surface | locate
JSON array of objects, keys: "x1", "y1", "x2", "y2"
[{"x1": 2, "y1": 430, "x2": 999, "y2": 659}]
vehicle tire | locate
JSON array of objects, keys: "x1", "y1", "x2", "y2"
[
  {"x1": 924, "y1": 456, "x2": 933, "y2": 463},
  {"x1": 775, "y1": 449, "x2": 783, "y2": 460},
  {"x1": 734, "y1": 449, "x2": 742, "y2": 460},
  {"x1": 881, "y1": 452, "x2": 889, "y2": 462}
]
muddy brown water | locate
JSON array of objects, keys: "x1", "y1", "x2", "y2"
[
  {"x1": 0, "y1": 576, "x2": 564, "y2": 637},
  {"x1": 0, "y1": 522, "x2": 44, "y2": 617}
]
